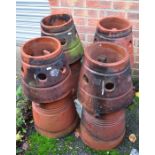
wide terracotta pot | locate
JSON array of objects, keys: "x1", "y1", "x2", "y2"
[
  {"x1": 41, "y1": 13, "x2": 84, "y2": 64},
  {"x1": 80, "y1": 109, "x2": 126, "y2": 150},
  {"x1": 21, "y1": 36, "x2": 70, "y2": 88},
  {"x1": 22, "y1": 69, "x2": 72, "y2": 103},
  {"x1": 78, "y1": 42, "x2": 133, "y2": 116},
  {"x1": 94, "y1": 16, "x2": 134, "y2": 65},
  {"x1": 32, "y1": 93, "x2": 79, "y2": 138}
]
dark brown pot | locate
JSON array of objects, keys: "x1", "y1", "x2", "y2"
[
  {"x1": 94, "y1": 16, "x2": 134, "y2": 65},
  {"x1": 22, "y1": 69, "x2": 72, "y2": 103},
  {"x1": 80, "y1": 109, "x2": 125, "y2": 150},
  {"x1": 21, "y1": 37, "x2": 70, "y2": 88},
  {"x1": 78, "y1": 42, "x2": 133, "y2": 116},
  {"x1": 32, "y1": 93, "x2": 79, "y2": 138},
  {"x1": 70, "y1": 59, "x2": 81, "y2": 99},
  {"x1": 41, "y1": 14, "x2": 84, "y2": 64}
]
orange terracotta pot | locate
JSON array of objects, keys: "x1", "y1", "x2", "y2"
[
  {"x1": 80, "y1": 109, "x2": 126, "y2": 150},
  {"x1": 94, "y1": 16, "x2": 134, "y2": 65},
  {"x1": 78, "y1": 42, "x2": 133, "y2": 116},
  {"x1": 41, "y1": 14, "x2": 84, "y2": 64},
  {"x1": 21, "y1": 36, "x2": 70, "y2": 88},
  {"x1": 22, "y1": 69, "x2": 72, "y2": 103},
  {"x1": 32, "y1": 93, "x2": 79, "y2": 138}
]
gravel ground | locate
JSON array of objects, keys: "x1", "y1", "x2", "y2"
[{"x1": 118, "y1": 104, "x2": 139, "y2": 154}]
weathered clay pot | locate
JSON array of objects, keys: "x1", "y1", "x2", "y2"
[
  {"x1": 41, "y1": 13, "x2": 84, "y2": 64},
  {"x1": 32, "y1": 93, "x2": 79, "y2": 138},
  {"x1": 94, "y1": 16, "x2": 134, "y2": 65},
  {"x1": 78, "y1": 42, "x2": 133, "y2": 116},
  {"x1": 80, "y1": 109, "x2": 125, "y2": 150},
  {"x1": 22, "y1": 69, "x2": 72, "y2": 103},
  {"x1": 21, "y1": 37, "x2": 70, "y2": 88}
]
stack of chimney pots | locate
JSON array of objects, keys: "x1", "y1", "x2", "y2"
[
  {"x1": 78, "y1": 17, "x2": 134, "y2": 150},
  {"x1": 21, "y1": 14, "x2": 134, "y2": 150},
  {"x1": 21, "y1": 36, "x2": 80, "y2": 138},
  {"x1": 41, "y1": 14, "x2": 84, "y2": 98},
  {"x1": 78, "y1": 41, "x2": 133, "y2": 150}
]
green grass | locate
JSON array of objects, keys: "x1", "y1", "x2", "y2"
[
  {"x1": 26, "y1": 132, "x2": 77, "y2": 155},
  {"x1": 25, "y1": 132, "x2": 121, "y2": 155},
  {"x1": 83, "y1": 145, "x2": 120, "y2": 155},
  {"x1": 26, "y1": 132, "x2": 58, "y2": 155}
]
